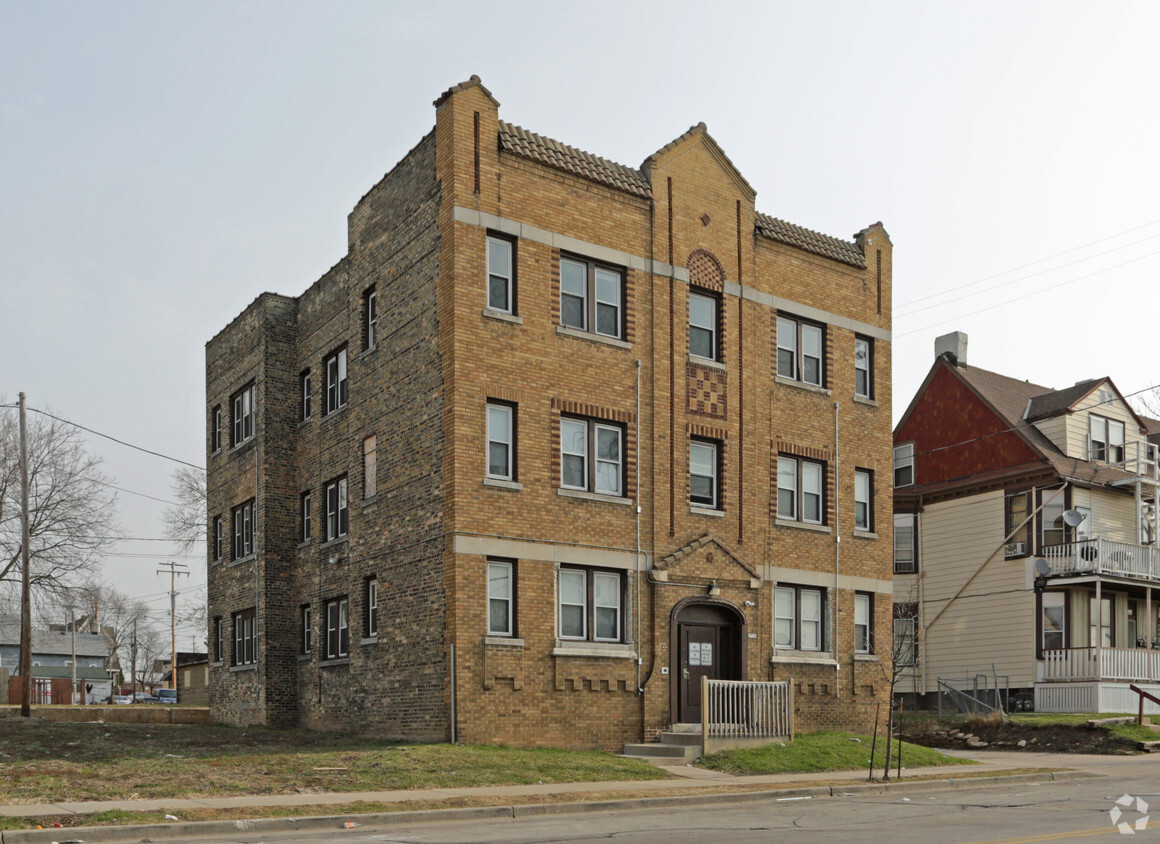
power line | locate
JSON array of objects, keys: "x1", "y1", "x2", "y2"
[{"x1": 24, "y1": 406, "x2": 204, "y2": 471}]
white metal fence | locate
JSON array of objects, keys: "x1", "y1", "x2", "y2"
[{"x1": 701, "y1": 678, "x2": 792, "y2": 749}]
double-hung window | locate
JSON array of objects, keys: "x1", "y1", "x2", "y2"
[
  {"x1": 689, "y1": 292, "x2": 719, "y2": 360},
  {"x1": 231, "y1": 383, "x2": 256, "y2": 446},
  {"x1": 777, "y1": 456, "x2": 824, "y2": 524},
  {"x1": 854, "y1": 469, "x2": 872, "y2": 532},
  {"x1": 893, "y1": 443, "x2": 914, "y2": 488},
  {"x1": 893, "y1": 513, "x2": 916, "y2": 573},
  {"x1": 300, "y1": 371, "x2": 311, "y2": 421},
  {"x1": 893, "y1": 603, "x2": 917, "y2": 665},
  {"x1": 487, "y1": 235, "x2": 515, "y2": 313},
  {"x1": 232, "y1": 500, "x2": 254, "y2": 560},
  {"x1": 558, "y1": 566, "x2": 622, "y2": 642},
  {"x1": 487, "y1": 559, "x2": 515, "y2": 637},
  {"x1": 233, "y1": 608, "x2": 256, "y2": 666},
  {"x1": 324, "y1": 349, "x2": 348, "y2": 414},
  {"x1": 774, "y1": 585, "x2": 824, "y2": 651},
  {"x1": 325, "y1": 477, "x2": 348, "y2": 541},
  {"x1": 1089, "y1": 415, "x2": 1125, "y2": 463},
  {"x1": 213, "y1": 617, "x2": 223, "y2": 663},
  {"x1": 487, "y1": 402, "x2": 515, "y2": 481},
  {"x1": 854, "y1": 336, "x2": 872, "y2": 398},
  {"x1": 300, "y1": 491, "x2": 312, "y2": 542},
  {"x1": 689, "y1": 439, "x2": 719, "y2": 509},
  {"x1": 561, "y1": 417, "x2": 623, "y2": 496},
  {"x1": 854, "y1": 592, "x2": 872, "y2": 654},
  {"x1": 1041, "y1": 593, "x2": 1065, "y2": 651},
  {"x1": 325, "y1": 597, "x2": 349, "y2": 659},
  {"x1": 212, "y1": 515, "x2": 222, "y2": 561},
  {"x1": 776, "y1": 315, "x2": 824, "y2": 386},
  {"x1": 364, "y1": 287, "x2": 378, "y2": 350},
  {"x1": 301, "y1": 605, "x2": 312, "y2": 654},
  {"x1": 212, "y1": 405, "x2": 222, "y2": 452},
  {"x1": 363, "y1": 436, "x2": 377, "y2": 499},
  {"x1": 560, "y1": 256, "x2": 623, "y2": 339},
  {"x1": 365, "y1": 577, "x2": 378, "y2": 639}
]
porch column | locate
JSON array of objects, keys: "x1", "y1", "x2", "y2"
[
  {"x1": 1096, "y1": 579, "x2": 1103, "y2": 682},
  {"x1": 1150, "y1": 588, "x2": 1155, "y2": 682}
]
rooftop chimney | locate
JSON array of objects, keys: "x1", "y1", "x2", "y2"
[{"x1": 935, "y1": 331, "x2": 968, "y2": 366}]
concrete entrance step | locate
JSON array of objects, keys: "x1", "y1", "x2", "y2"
[{"x1": 622, "y1": 729, "x2": 703, "y2": 765}]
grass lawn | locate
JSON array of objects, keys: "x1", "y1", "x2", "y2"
[
  {"x1": 0, "y1": 720, "x2": 670, "y2": 804},
  {"x1": 700, "y1": 731, "x2": 974, "y2": 776}
]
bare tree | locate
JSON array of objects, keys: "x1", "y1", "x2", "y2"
[
  {"x1": 76, "y1": 581, "x2": 151, "y2": 681},
  {"x1": 161, "y1": 466, "x2": 206, "y2": 554},
  {"x1": 880, "y1": 597, "x2": 920, "y2": 781},
  {"x1": 0, "y1": 402, "x2": 118, "y2": 601}
]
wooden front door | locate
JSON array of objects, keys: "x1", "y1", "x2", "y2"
[{"x1": 678, "y1": 623, "x2": 720, "y2": 724}]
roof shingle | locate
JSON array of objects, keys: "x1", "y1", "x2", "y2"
[{"x1": 754, "y1": 213, "x2": 866, "y2": 268}]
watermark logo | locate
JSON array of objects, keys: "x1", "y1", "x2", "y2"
[{"x1": 1110, "y1": 793, "x2": 1149, "y2": 834}]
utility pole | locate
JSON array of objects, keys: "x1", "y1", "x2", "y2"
[
  {"x1": 157, "y1": 561, "x2": 189, "y2": 690},
  {"x1": 130, "y1": 617, "x2": 138, "y2": 700},
  {"x1": 18, "y1": 393, "x2": 32, "y2": 717}
]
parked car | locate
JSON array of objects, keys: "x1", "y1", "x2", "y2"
[
  {"x1": 111, "y1": 694, "x2": 132, "y2": 705},
  {"x1": 155, "y1": 689, "x2": 177, "y2": 704},
  {"x1": 133, "y1": 691, "x2": 157, "y2": 704}
]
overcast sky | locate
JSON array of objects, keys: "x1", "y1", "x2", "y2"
[{"x1": 3, "y1": 1, "x2": 1158, "y2": 645}]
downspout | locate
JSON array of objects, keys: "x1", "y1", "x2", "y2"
[
  {"x1": 834, "y1": 401, "x2": 841, "y2": 699},
  {"x1": 254, "y1": 436, "x2": 261, "y2": 713},
  {"x1": 635, "y1": 359, "x2": 643, "y2": 694}
]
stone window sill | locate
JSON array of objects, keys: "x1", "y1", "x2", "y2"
[
  {"x1": 360, "y1": 637, "x2": 378, "y2": 646},
  {"x1": 228, "y1": 554, "x2": 257, "y2": 568},
  {"x1": 361, "y1": 494, "x2": 378, "y2": 509},
  {"x1": 483, "y1": 308, "x2": 523, "y2": 325},
  {"x1": 229, "y1": 663, "x2": 257, "y2": 673},
  {"x1": 556, "y1": 325, "x2": 631, "y2": 350},
  {"x1": 320, "y1": 537, "x2": 348, "y2": 552},
  {"x1": 854, "y1": 653, "x2": 879, "y2": 662},
  {"x1": 558, "y1": 488, "x2": 633, "y2": 506},
  {"x1": 228, "y1": 438, "x2": 256, "y2": 457},
  {"x1": 485, "y1": 637, "x2": 525, "y2": 648},
  {"x1": 297, "y1": 418, "x2": 312, "y2": 429},
  {"x1": 321, "y1": 404, "x2": 348, "y2": 423},
  {"x1": 484, "y1": 477, "x2": 523, "y2": 491},
  {"x1": 297, "y1": 540, "x2": 312, "y2": 549},
  {"x1": 688, "y1": 354, "x2": 726, "y2": 371},
  {"x1": 770, "y1": 651, "x2": 837, "y2": 667},
  {"x1": 297, "y1": 653, "x2": 311, "y2": 662},
  {"x1": 319, "y1": 657, "x2": 350, "y2": 667},
  {"x1": 552, "y1": 641, "x2": 637, "y2": 659},
  {"x1": 690, "y1": 505, "x2": 724, "y2": 517},
  {"x1": 853, "y1": 395, "x2": 878, "y2": 407},
  {"x1": 852, "y1": 530, "x2": 878, "y2": 540},
  {"x1": 774, "y1": 376, "x2": 832, "y2": 397},
  {"x1": 775, "y1": 519, "x2": 832, "y2": 534},
  {"x1": 358, "y1": 345, "x2": 378, "y2": 361}
]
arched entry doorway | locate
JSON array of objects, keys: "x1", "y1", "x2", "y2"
[{"x1": 670, "y1": 599, "x2": 745, "y2": 724}]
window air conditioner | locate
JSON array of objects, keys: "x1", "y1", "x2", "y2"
[{"x1": 1005, "y1": 541, "x2": 1027, "y2": 558}]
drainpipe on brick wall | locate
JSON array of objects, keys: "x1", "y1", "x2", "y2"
[
  {"x1": 635, "y1": 359, "x2": 643, "y2": 695},
  {"x1": 254, "y1": 437, "x2": 261, "y2": 712},
  {"x1": 834, "y1": 401, "x2": 841, "y2": 700}
]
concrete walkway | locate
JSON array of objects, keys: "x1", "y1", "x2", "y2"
[{"x1": 0, "y1": 755, "x2": 1068, "y2": 819}]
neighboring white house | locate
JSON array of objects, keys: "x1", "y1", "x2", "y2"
[{"x1": 893, "y1": 332, "x2": 1160, "y2": 713}]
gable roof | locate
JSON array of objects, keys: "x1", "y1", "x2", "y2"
[
  {"x1": 654, "y1": 532, "x2": 759, "y2": 580},
  {"x1": 1025, "y1": 378, "x2": 1103, "y2": 422},
  {"x1": 0, "y1": 625, "x2": 110, "y2": 658},
  {"x1": 641, "y1": 122, "x2": 756, "y2": 201}
]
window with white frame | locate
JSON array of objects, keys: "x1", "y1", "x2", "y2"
[
  {"x1": 893, "y1": 443, "x2": 914, "y2": 487},
  {"x1": 300, "y1": 491, "x2": 312, "y2": 542},
  {"x1": 854, "y1": 469, "x2": 872, "y2": 532},
  {"x1": 1041, "y1": 592, "x2": 1064, "y2": 651},
  {"x1": 689, "y1": 438, "x2": 719, "y2": 509},
  {"x1": 213, "y1": 616, "x2": 223, "y2": 663},
  {"x1": 212, "y1": 515, "x2": 222, "y2": 561},
  {"x1": 325, "y1": 597, "x2": 349, "y2": 659},
  {"x1": 487, "y1": 402, "x2": 515, "y2": 481},
  {"x1": 894, "y1": 512, "x2": 915, "y2": 573},
  {"x1": 487, "y1": 235, "x2": 515, "y2": 314},
  {"x1": 233, "y1": 608, "x2": 256, "y2": 666},
  {"x1": 776, "y1": 315, "x2": 824, "y2": 386},
  {"x1": 487, "y1": 559, "x2": 515, "y2": 637},
  {"x1": 231, "y1": 383, "x2": 256, "y2": 446},
  {"x1": 232, "y1": 500, "x2": 254, "y2": 560},
  {"x1": 854, "y1": 336, "x2": 872, "y2": 398},
  {"x1": 1089, "y1": 414, "x2": 1125, "y2": 463},
  {"x1": 560, "y1": 417, "x2": 623, "y2": 496},
  {"x1": 212, "y1": 405, "x2": 222, "y2": 452},
  {"x1": 365, "y1": 577, "x2": 378, "y2": 639},
  {"x1": 777, "y1": 455, "x2": 824, "y2": 524},
  {"x1": 363, "y1": 435, "x2": 377, "y2": 499},
  {"x1": 300, "y1": 605, "x2": 311, "y2": 654},
  {"x1": 325, "y1": 477, "x2": 348, "y2": 542},
  {"x1": 364, "y1": 287, "x2": 378, "y2": 350},
  {"x1": 689, "y1": 291, "x2": 719, "y2": 360},
  {"x1": 300, "y1": 371, "x2": 311, "y2": 421},
  {"x1": 854, "y1": 592, "x2": 872, "y2": 654},
  {"x1": 774, "y1": 585, "x2": 825, "y2": 651},
  {"x1": 558, "y1": 566, "x2": 622, "y2": 642},
  {"x1": 324, "y1": 348, "x2": 348, "y2": 415},
  {"x1": 560, "y1": 256, "x2": 623, "y2": 339},
  {"x1": 893, "y1": 603, "x2": 917, "y2": 665}
]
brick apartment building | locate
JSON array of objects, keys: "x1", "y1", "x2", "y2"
[{"x1": 205, "y1": 76, "x2": 894, "y2": 749}]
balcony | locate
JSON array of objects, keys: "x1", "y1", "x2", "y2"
[
  {"x1": 1041, "y1": 537, "x2": 1160, "y2": 581},
  {"x1": 1042, "y1": 646, "x2": 1160, "y2": 682},
  {"x1": 1107, "y1": 439, "x2": 1160, "y2": 483}
]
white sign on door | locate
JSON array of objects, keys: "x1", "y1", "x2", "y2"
[
  {"x1": 701, "y1": 642, "x2": 713, "y2": 666},
  {"x1": 689, "y1": 642, "x2": 702, "y2": 666}
]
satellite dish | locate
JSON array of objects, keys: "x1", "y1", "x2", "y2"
[
  {"x1": 1034, "y1": 558, "x2": 1051, "y2": 577},
  {"x1": 1062, "y1": 509, "x2": 1086, "y2": 528}
]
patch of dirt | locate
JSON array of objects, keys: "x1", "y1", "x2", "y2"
[{"x1": 900, "y1": 719, "x2": 1141, "y2": 755}]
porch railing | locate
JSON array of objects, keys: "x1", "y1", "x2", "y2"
[
  {"x1": 701, "y1": 678, "x2": 792, "y2": 749},
  {"x1": 1042, "y1": 647, "x2": 1160, "y2": 682},
  {"x1": 1111, "y1": 439, "x2": 1160, "y2": 481},
  {"x1": 1041, "y1": 537, "x2": 1160, "y2": 580}
]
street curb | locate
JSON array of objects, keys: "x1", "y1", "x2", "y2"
[{"x1": 0, "y1": 771, "x2": 1099, "y2": 844}]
